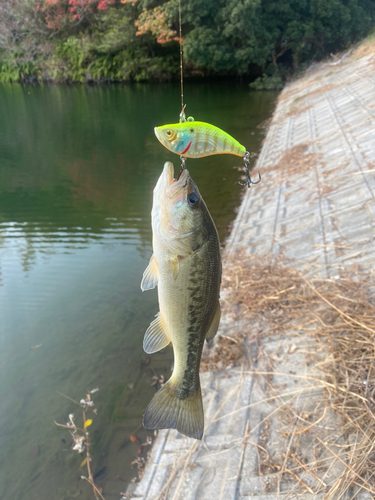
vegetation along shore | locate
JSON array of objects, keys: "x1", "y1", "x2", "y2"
[{"x1": 1, "y1": 0, "x2": 375, "y2": 86}]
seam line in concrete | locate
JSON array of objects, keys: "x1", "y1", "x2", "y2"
[
  {"x1": 326, "y1": 94, "x2": 375, "y2": 201},
  {"x1": 308, "y1": 103, "x2": 329, "y2": 277}
]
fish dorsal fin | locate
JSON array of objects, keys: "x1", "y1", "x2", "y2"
[
  {"x1": 141, "y1": 254, "x2": 159, "y2": 291},
  {"x1": 143, "y1": 313, "x2": 170, "y2": 354},
  {"x1": 205, "y1": 302, "x2": 221, "y2": 343}
]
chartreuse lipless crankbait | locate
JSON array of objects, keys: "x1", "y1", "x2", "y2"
[{"x1": 154, "y1": 113, "x2": 260, "y2": 188}]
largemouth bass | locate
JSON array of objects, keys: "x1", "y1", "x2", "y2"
[
  {"x1": 154, "y1": 121, "x2": 246, "y2": 158},
  {"x1": 141, "y1": 162, "x2": 222, "y2": 439}
]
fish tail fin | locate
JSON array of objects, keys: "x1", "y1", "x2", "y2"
[{"x1": 143, "y1": 379, "x2": 204, "y2": 440}]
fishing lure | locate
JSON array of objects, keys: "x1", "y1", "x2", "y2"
[{"x1": 154, "y1": 113, "x2": 260, "y2": 188}]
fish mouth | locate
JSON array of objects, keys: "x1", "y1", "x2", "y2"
[
  {"x1": 159, "y1": 161, "x2": 189, "y2": 187},
  {"x1": 172, "y1": 167, "x2": 189, "y2": 187},
  {"x1": 167, "y1": 166, "x2": 189, "y2": 203},
  {"x1": 155, "y1": 162, "x2": 189, "y2": 205},
  {"x1": 154, "y1": 162, "x2": 190, "y2": 200},
  {"x1": 162, "y1": 161, "x2": 175, "y2": 186}
]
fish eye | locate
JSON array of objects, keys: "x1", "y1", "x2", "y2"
[
  {"x1": 187, "y1": 192, "x2": 200, "y2": 207},
  {"x1": 166, "y1": 130, "x2": 171, "y2": 136},
  {"x1": 190, "y1": 129, "x2": 194, "y2": 133}
]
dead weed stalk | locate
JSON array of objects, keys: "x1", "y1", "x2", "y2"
[
  {"x1": 55, "y1": 388, "x2": 105, "y2": 500},
  {"x1": 204, "y1": 250, "x2": 375, "y2": 497}
]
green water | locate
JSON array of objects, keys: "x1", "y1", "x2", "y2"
[{"x1": 0, "y1": 82, "x2": 276, "y2": 500}]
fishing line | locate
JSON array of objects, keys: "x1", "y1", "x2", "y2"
[
  {"x1": 159, "y1": 1, "x2": 261, "y2": 187},
  {"x1": 179, "y1": 0, "x2": 186, "y2": 121},
  {"x1": 176, "y1": 0, "x2": 186, "y2": 180}
]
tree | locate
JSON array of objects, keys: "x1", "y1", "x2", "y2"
[
  {"x1": 136, "y1": 0, "x2": 375, "y2": 80},
  {"x1": 1, "y1": 0, "x2": 375, "y2": 83}
]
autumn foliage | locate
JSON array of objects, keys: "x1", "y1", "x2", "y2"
[
  {"x1": 34, "y1": 0, "x2": 138, "y2": 31},
  {"x1": 135, "y1": 5, "x2": 179, "y2": 44},
  {"x1": 36, "y1": 0, "x2": 122, "y2": 27},
  {"x1": 1, "y1": 0, "x2": 375, "y2": 84}
]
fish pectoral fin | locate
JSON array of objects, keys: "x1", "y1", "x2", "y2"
[
  {"x1": 169, "y1": 254, "x2": 181, "y2": 280},
  {"x1": 143, "y1": 379, "x2": 204, "y2": 440},
  {"x1": 143, "y1": 313, "x2": 170, "y2": 354},
  {"x1": 205, "y1": 302, "x2": 221, "y2": 343},
  {"x1": 141, "y1": 254, "x2": 159, "y2": 291}
]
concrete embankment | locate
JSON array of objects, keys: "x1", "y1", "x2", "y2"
[{"x1": 127, "y1": 40, "x2": 375, "y2": 500}]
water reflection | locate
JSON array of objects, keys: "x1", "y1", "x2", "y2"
[{"x1": 0, "y1": 82, "x2": 277, "y2": 500}]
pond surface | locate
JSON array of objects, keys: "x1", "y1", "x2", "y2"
[{"x1": 0, "y1": 82, "x2": 277, "y2": 500}]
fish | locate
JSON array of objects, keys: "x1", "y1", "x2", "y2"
[
  {"x1": 154, "y1": 121, "x2": 246, "y2": 158},
  {"x1": 141, "y1": 161, "x2": 222, "y2": 439}
]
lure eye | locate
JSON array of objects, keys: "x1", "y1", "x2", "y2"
[{"x1": 187, "y1": 192, "x2": 200, "y2": 207}]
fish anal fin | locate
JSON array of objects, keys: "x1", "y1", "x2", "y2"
[
  {"x1": 143, "y1": 379, "x2": 204, "y2": 440},
  {"x1": 205, "y1": 301, "x2": 221, "y2": 343},
  {"x1": 143, "y1": 313, "x2": 170, "y2": 354},
  {"x1": 141, "y1": 254, "x2": 159, "y2": 291}
]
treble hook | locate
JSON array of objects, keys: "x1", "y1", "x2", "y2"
[
  {"x1": 238, "y1": 169, "x2": 261, "y2": 188},
  {"x1": 176, "y1": 155, "x2": 186, "y2": 181},
  {"x1": 238, "y1": 151, "x2": 261, "y2": 188}
]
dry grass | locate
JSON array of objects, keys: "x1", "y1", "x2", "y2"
[
  {"x1": 201, "y1": 333, "x2": 247, "y2": 371},
  {"x1": 352, "y1": 34, "x2": 375, "y2": 59},
  {"x1": 259, "y1": 143, "x2": 322, "y2": 187},
  {"x1": 202, "y1": 250, "x2": 375, "y2": 498},
  {"x1": 281, "y1": 83, "x2": 337, "y2": 110},
  {"x1": 285, "y1": 103, "x2": 312, "y2": 118}
]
